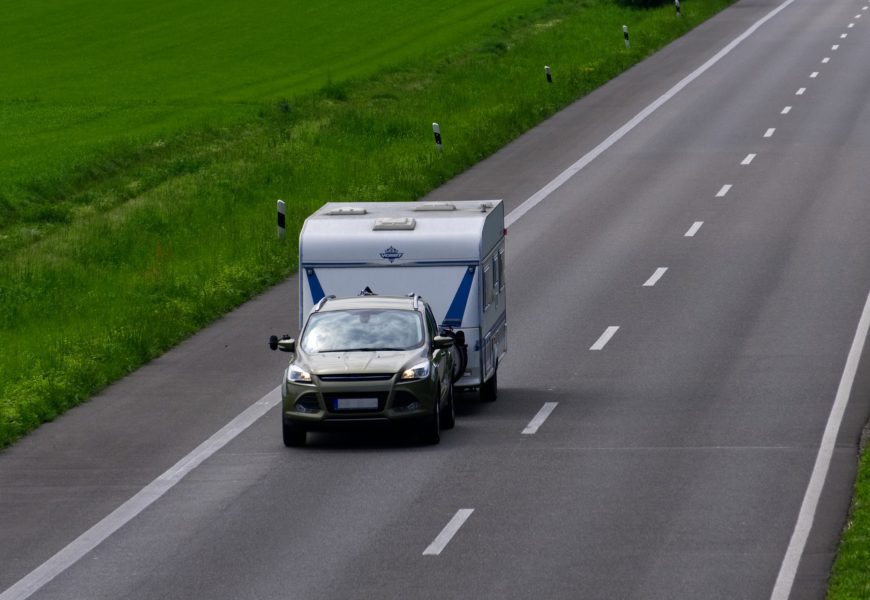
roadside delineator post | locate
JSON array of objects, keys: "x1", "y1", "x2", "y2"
[
  {"x1": 545, "y1": 65, "x2": 552, "y2": 84},
  {"x1": 433, "y1": 122, "x2": 443, "y2": 153},
  {"x1": 675, "y1": 0, "x2": 681, "y2": 16},
  {"x1": 623, "y1": 25, "x2": 630, "y2": 49},
  {"x1": 277, "y1": 200, "x2": 286, "y2": 240}
]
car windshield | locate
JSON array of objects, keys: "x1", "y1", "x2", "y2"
[{"x1": 301, "y1": 309, "x2": 425, "y2": 353}]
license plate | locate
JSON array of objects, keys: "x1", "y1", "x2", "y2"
[{"x1": 334, "y1": 397, "x2": 379, "y2": 410}]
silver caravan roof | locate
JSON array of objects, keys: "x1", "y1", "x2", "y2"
[{"x1": 300, "y1": 200, "x2": 504, "y2": 265}]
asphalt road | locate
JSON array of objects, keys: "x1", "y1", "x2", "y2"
[{"x1": 2, "y1": 0, "x2": 870, "y2": 598}]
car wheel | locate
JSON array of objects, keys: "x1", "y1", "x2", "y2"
[
  {"x1": 420, "y1": 394, "x2": 441, "y2": 445},
  {"x1": 282, "y1": 419, "x2": 307, "y2": 447},
  {"x1": 441, "y1": 384, "x2": 456, "y2": 430},
  {"x1": 480, "y1": 368, "x2": 498, "y2": 403}
]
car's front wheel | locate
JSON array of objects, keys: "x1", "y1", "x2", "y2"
[
  {"x1": 420, "y1": 395, "x2": 441, "y2": 445},
  {"x1": 282, "y1": 419, "x2": 307, "y2": 447},
  {"x1": 441, "y1": 384, "x2": 455, "y2": 430}
]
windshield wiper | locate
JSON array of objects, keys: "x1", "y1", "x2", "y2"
[{"x1": 320, "y1": 347, "x2": 405, "y2": 352}]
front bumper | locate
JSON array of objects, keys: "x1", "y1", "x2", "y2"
[{"x1": 282, "y1": 373, "x2": 437, "y2": 428}]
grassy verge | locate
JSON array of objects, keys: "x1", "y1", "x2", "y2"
[
  {"x1": 827, "y1": 431, "x2": 870, "y2": 599},
  {"x1": 0, "y1": 0, "x2": 547, "y2": 224},
  {"x1": 0, "y1": 0, "x2": 734, "y2": 448}
]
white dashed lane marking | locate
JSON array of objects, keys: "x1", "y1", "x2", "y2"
[
  {"x1": 810, "y1": 72, "x2": 819, "y2": 78},
  {"x1": 741, "y1": 154, "x2": 756, "y2": 166},
  {"x1": 765, "y1": 128, "x2": 776, "y2": 138},
  {"x1": 590, "y1": 326, "x2": 620, "y2": 351},
  {"x1": 832, "y1": 44, "x2": 840, "y2": 50},
  {"x1": 643, "y1": 267, "x2": 668, "y2": 287},
  {"x1": 684, "y1": 221, "x2": 704, "y2": 237},
  {"x1": 782, "y1": 106, "x2": 792, "y2": 114},
  {"x1": 423, "y1": 509, "x2": 475, "y2": 556},
  {"x1": 522, "y1": 402, "x2": 559, "y2": 435},
  {"x1": 822, "y1": 57, "x2": 830, "y2": 63},
  {"x1": 716, "y1": 184, "x2": 733, "y2": 197},
  {"x1": 796, "y1": 87, "x2": 806, "y2": 95}
]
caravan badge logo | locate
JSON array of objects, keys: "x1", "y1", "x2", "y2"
[{"x1": 379, "y1": 246, "x2": 404, "y2": 263}]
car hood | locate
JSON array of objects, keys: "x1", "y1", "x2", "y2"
[{"x1": 299, "y1": 349, "x2": 423, "y2": 376}]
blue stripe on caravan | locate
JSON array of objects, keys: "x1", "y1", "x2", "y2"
[
  {"x1": 306, "y1": 268, "x2": 326, "y2": 304},
  {"x1": 442, "y1": 266, "x2": 476, "y2": 328}
]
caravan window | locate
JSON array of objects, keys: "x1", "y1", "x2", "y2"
[
  {"x1": 483, "y1": 264, "x2": 494, "y2": 310},
  {"x1": 498, "y1": 247, "x2": 506, "y2": 291}
]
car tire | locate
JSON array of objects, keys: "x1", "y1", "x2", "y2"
[
  {"x1": 420, "y1": 395, "x2": 441, "y2": 445},
  {"x1": 282, "y1": 419, "x2": 307, "y2": 447},
  {"x1": 442, "y1": 384, "x2": 456, "y2": 430},
  {"x1": 480, "y1": 368, "x2": 498, "y2": 403}
]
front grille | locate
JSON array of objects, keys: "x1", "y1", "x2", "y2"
[
  {"x1": 323, "y1": 392, "x2": 388, "y2": 413},
  {"x1": 318, "y1": 373, "x2": 394, "y2": 382}
]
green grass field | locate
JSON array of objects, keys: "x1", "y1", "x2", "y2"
[
  {"x1": 0, "y1": 0, "x2": 545, "y2": 226},
  {"x1": 828, "y1": 439, "x2": 870, "y2": 599}
]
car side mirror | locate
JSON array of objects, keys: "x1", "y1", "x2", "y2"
[
  {"x1": 269, "y1": 335, "x2": 295, "y2": 352},
  {"x1": 433, "y1": 336, "x2": 454, "y2": 350}
]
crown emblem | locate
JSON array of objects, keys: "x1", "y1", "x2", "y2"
[{"x1": 379, "y1": 246, "x2": 403, "y2": 263}]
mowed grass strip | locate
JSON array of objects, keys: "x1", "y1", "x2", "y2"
[
  {"x1": 827, "y1": 440, "x2": 870, "y2": 599},
  {"x1": 0, "y1": 0, "x2": 734, "y2": 448},
  {"x1": 0, "y1": 0, "x2": 545, "y2": 226}
]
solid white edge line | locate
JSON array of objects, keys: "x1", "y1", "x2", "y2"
[
  {"x1": 643, "y1": 267, "x2": 668, "y2": 287},
  {"x1": 590, "y1": 326, "x2": 620, "y2": 351},
  {"x1": 503, "y1": 0, "x2": 796, "y2": 229},
  {"x1": 0, "y1": 388, "x2": 283, "y2": 600},
  {"x1": 770, "y1": 291, "x2": 870, "y2": 600},
  {"x1": 522, "y1": 402, "x2": 559, "y2": 435},
  {"x1": 685, "y1": 221, "x2": 704, "y2": 237},
  {"x1": 716, "y1": 184, "x2": 733, "y2": 196},
  {"x1": 0, "y1": 0, "x2": 802, "y2": 595},
  {"x1": 422, "y1": 509, "x2": 475, "y2": 556}
]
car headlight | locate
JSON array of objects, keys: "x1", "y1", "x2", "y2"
[
  {"x1": 401, "y1": 361, "x2": 431, "y2": 381},
  {"x1": 287, "y1": 365, "x2": 313, "y2": 384}
]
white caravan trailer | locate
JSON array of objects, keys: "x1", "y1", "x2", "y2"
[{"x1": 298, "y1": 200, "x2": 506, "y2": 399}]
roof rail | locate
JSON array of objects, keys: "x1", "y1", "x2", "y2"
[{"x1": 313, "y1": 295, "x2": 336, "y2": 312}]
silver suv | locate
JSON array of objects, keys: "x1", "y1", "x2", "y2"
[{"x1": 269, "y1": 294, "x2": 455, "y2": 446}]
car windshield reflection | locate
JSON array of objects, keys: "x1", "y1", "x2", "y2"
[{"x1": 301, "y1": 309, "x2": 425, "y2": 353}]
